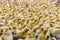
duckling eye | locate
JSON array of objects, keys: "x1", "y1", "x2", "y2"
[
  {"x1": 13, "y1": 27, "x2": 16, "y2": 30},
  {"x1": 46, "y1": 36, "x2": 50, "y2": 40},
  {"x1": 1, "y1": 29, "x2": 3, "y2": 32}
]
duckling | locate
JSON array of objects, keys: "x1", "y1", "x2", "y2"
[{"x1": 38, "y1": 28, "x2": 48, "y2": 40}]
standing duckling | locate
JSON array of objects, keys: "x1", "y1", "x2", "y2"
[{"x1": 38, "y1": 28, "x2": 48, "y2": 40}]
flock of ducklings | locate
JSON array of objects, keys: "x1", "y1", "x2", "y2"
[{"x1": 0, "y1": 0, "x2": 60, "y2": 40}]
